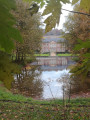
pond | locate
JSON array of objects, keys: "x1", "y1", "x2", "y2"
[{"x1": 12, "y1": 56, "x2": 75, "y2": 100}]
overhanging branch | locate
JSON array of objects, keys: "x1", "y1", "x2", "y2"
[{"x1": 62, "y1": 8, "x2": 90, "y2": 16}]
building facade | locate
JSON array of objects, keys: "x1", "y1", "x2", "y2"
[{"x1": 41, "y1": 36, "x2": 67, "y2": 53}]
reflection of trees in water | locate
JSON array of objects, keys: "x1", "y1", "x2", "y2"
[
  {"x1": 57, "y1": 73, "x2": 90, "y2": 98},
  {"x1": 57, "y1": 73, "x2": 70, "y2": 98},
  {"x1": 70, "y1": 76, "x2": 90, "y2": 94},
  {"x1": 12, "y1": 66, "x2": 43, "y2": 98}
]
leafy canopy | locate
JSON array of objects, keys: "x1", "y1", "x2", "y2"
[
  {"x1": 24, "y1": 0, "x2": 70, "y2": 32},
  {"x1": 24, "y1": 0, "x2": 90, "y2": 32},
  {"x1": 0, "y1": 0, "x2": 22, "y2": 53}
]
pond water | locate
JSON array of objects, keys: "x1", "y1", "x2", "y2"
[{"x1": 12, "y1": 56, "x2": 75, "y2": 100}]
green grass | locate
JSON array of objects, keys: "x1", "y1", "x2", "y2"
[
  {"x1": 35, "y1": 53, "x2": 76, "y2": 57},
  {"x1": 12, "y1": 53, "x2": 75, "y2": 58},
  {"x1": 34, "y1": 54, "x2": 50, "y2": 56},
  {"x1": 0, "y1": 98, "x2": 90, "y2": 120},
  {"x1": 35, "y1": 53, "x2": 73, "y2": 57},
  {"x1": 0, "y1": 81, "x2": 90, "y2": 120},
  {"x1": 0, "y1": 81, "x2": 32, "y2": 102},
  {"x1": 57, "y1": 53, "x2": 72, "y2": 56}
]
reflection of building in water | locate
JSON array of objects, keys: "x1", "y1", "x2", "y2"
[
  {"x1": 41, "y1": 36, "x2": 68, "y2": 54},
  {"x1": 37, "y1": 57, "x2": 68, "y2": 66},
  {"x1": 36, "y1": 56, "x2": 75, "y2": 71}
]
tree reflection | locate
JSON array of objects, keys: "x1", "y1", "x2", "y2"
[
  {"x1": 57, "y1": 72, "x2": 90, "y2": 99},
  {"x1": 57, "y1": 73, "x2": 70, "y2": 99},
  {"x1": 12, "y1": 66, "x2": 43, "y2": 99},
  {"x1": 69, "y1": 76, "x2": 90, "y2": 94}
]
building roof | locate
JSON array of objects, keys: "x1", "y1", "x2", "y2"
[
  {"x1": 43, "y1": 29, "x2": 64, "y2": 36},
  {"x1": 42, "y1": 36, "x2": 66, "y2": 43}
]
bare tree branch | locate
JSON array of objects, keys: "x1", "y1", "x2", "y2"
[{"x1": 62, "y1": 8, "x2": 90, "y2": 16}]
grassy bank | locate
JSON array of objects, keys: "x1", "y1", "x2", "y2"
[
  {"x1": 57, "y1": 53, "x2": 72, "y2": 56},
  {"x1": 12, "y1": 53, "x2": 74, "y2": 58},
  {"x1": 34, "y1": 54, "x2": 50, "y2": 56},
  {"x1": 0, "y1": 81, "x2": 90, "y2": 120},
  {"x1": 35, "y1": 53, "x2": 73, "y2": 57}
]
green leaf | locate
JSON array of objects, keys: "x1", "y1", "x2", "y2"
[
  {"x1": 40, "y1": 1, "x2": 45, "y2": 8},
  {"x1": 42, "y1": 0, "x2": 62, "y2": 32},
  {"x1": 74, "y1": 40, "x2": 90, "y2": 51},
  {"x1": 72, "y1": 0, "x2": 90, "y2": 12},
  {"x1": 80, "y1": 0, "x2": 90, "y2": 12},
  {"x1": 0, "y1": 52, "x2": 20, "y2": 89},
  {"x1": 0, "y1": 0, "x2": 22, "y2": 53},
  {"x1": 72, "y1": 0, "x2": 79, "y2": 5},
  {"x1": 83, "y1": 53, "x2": 90, "y2": 58},
  {"x1": 24, "y1": 0, "x2": 70, "y2": 32}
]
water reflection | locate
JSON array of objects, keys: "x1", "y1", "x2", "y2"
[
  {"x1": 34, "y1": 56, "x2": 75, "y2": 71},
  {"x1": 12, "y1": 56, "x2": 75, "y2": 99},
  {"x1": 57, "y1": 73, "x2": 71, "y2": 99},
  {"x1": 41, "y1": 69, "x2": 69, "y2": 99},
  {"x1": 12, "y1": 66, "x2": 43, "y2": 99}
]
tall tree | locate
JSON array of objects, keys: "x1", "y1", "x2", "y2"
[
  {"x1": 63, "y1": 4, "x2": 89, "y2": 51},
  {"x1": 13, "y1": 0, "x2": 43, "y2": 63},
  {"x1": 63, "y1": 4, "x2": 90, "y2": 91}
]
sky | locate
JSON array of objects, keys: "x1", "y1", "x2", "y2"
[
  {"x1": 56, "y1": 2, "x2": 73, "y2": 29},
  {"x1": 39, "y1": 0, "x2": 73, "y2": 30}
]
